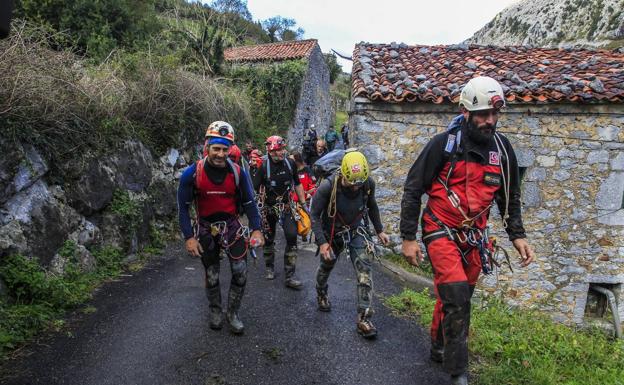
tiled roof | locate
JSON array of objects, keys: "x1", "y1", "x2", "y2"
[
  {"x1": 352, "y1": 43, "x2": 624, "y2": 104},
  {"x1": 225, "y1": 39, "x2": 318, "y2": 62}
]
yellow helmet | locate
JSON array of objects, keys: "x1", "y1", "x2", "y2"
[{"x1": 340, "y1": 151, "x2": 369, "y2": 185}]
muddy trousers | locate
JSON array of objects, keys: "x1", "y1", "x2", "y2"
[
  {"x1": 263, "y1": 210, "x2": 298, "y2": 279},
  {"x1": 198, "y1": 231, "x2": 248, "y2": 315},
  {"x1": 425, "y1": 235, "x2": 481, "y2": 375},
  {"x1": 316, "y1": 232, "x2": 373, "y2": 313}
]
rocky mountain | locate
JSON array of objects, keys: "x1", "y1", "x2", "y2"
[{"x1": 466, "y1": 0, "x2": 624, "y2": 49}]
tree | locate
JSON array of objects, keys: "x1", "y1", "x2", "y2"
[
  {"x1": 281, "y1": 27, "x2": 304, "y2": 41},
  {"x1": 210, "y1": 0, "x2": 252, "y2": 20},
  {"x1": 323, "y1": 53, "x2": 342, "y2": 84},
  {"x1": 261, "y1": 16, "x2": 304, "y2": 42},
  {"x1": 15, "y1": 0, "x2": 161, "y2": 59}
]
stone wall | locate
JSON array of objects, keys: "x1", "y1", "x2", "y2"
[
  {"x1": 288, "y1": 45, "x2": 332, "y2": 150},
  {"x1": 0, "y1": 138, "x2": 187, "y2": 293},
  {"x1": 350, "y1": 96, "x2": 624, "y2": 326}
]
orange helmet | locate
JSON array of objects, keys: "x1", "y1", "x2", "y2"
[
  {"x1": 205, "y1": 121, "x2": 235, "y2": 142},
  {"x1": 228, "y1": 144, "x2": 242, "y2": 163},
  {"x1": 265, "y1": 135, "x2": 286, "y2": 151}
]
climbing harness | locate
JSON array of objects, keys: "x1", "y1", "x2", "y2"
[
  {"x1": 324, "y1": 174, "x2": 377, "y2": 259},
  {"x1": 195, "y1": 218, "x2": 251, "y2": 261}
]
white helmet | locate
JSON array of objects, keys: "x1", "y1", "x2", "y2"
[{"x1": 459, "y1": 76, "x2": 506, "y2": 112}]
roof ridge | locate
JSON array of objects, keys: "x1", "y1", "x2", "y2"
[
  {"x1": 354, "y1": 42, "x2": 623, "y2": 55},
  {"x1": 227, "y1": 39, "x2": 317, "y2": 50}
]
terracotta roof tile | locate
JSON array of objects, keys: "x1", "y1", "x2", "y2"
[
  {"x1": 352, "y1": 43, "x2": 624, "y2": 104},
  {"x1": 225, "y1": 39, "x2": 318, "y2": 62}
]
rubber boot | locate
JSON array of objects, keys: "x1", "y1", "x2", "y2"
[
  {"x1": 226, "y1": 284, "x2": 245, "y2": 335},
  {"x1": 316, "y1": 286, "x2": 331, "y2": 312},
  {"x1": 430, "y1": 339, "x2": 444, "y2": 363},
  {"x1": 430, "y1": 324, "x2": 444, "y2": 362},
  {"x1": 284, "y1": 250, "x2": 302, "y2": 290},
  {"x1": 356, "y1": 308, "x2": 377, "y2": 339},
  {"x1": 451, "y1": 373, "x2": 468, "y2": 385},
  {"x1": 206, "y1": 286, "x2": 223, "y2": 330},
  {"x1": 264, "y1": 245, "x2": 275, "y2": 280}
]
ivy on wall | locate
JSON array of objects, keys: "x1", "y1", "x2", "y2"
[{"x1": 227, "y1": 59, "x2": 307, "y2": 145}]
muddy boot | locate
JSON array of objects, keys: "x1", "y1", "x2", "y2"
[
  {"x1": 284, "y1": 250, "x2": 303, "y2": 290},
  {"x1": 226, "y1": 311, "x2": 244, "y2": 335},
  {"x1": 206, "y1": 286, "x2": 223, "y2": 330},
  {"x1": 430, "y1": 339, "x2": 444, "y2": 363},
  {"x1": 316, "y1": 286, "x2": 331, "y2": 312},
  {"x1": 226, "y1": 285, "x2": 245, "y2": 335},
  {"x1": 356, "y1": 308, "x2": 377, "y2": 339},
  {"x1": 450, "y1": 373, "x2": 468, "y2": 385},
  {"x1": 264, "y1": 246, "x2": 275, "y2": 280}
]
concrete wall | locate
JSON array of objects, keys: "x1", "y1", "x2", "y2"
[
  {"x1": 350, "y1": 96, "x2": 624, "y2": 325},
  {"x1": 288, "y1": 45, "x2": 332, "y2": 151}
]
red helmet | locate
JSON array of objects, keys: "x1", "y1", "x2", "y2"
[
  {"x1": 265, "y1": 135, "x2": 286, "y2": 151},
  {"x1": 228, "y1": 144, "x2": 242, "y2": 163},
  {"x1": 250, "y1": 149, "x2": 263, "y2": 168}
]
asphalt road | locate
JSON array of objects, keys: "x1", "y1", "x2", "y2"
[{"x1": 2, "y1": 237, "x2": 449, "y2": 385}]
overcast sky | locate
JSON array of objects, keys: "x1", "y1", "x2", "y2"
[{"x1": 243, "y1": 0, "x2": 521, "y2": 72}]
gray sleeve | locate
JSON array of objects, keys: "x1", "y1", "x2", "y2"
[
  {"x1": 366, "y1": 179, "x2": 384, "y2": 233},
  {"x1": 310, "y1": 179, "x2": 332, "y2": 245}
]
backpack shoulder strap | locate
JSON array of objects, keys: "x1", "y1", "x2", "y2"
[
  {"x1": 262, "y1": 155, "x2": 270, "y2": 180},
  {"x1": 440, "y1": 127, "x2": 462, "y2": 184},
  {"x1": 226, "y1": 158, "x2": 241, "y2": 188},
  {"x1": 284, "y1": 158, "x2": 293, "y2": 175},
  {"x1": 194, "y1": 158, "x2": 204, "y2": 188}
]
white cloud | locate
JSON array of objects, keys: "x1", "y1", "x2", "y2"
[{"x1": 209, "y1": 0, "x2": 523, "y2": 71}]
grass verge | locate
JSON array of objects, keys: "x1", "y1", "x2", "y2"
[
  {"x1": 0, "y1": 242, "x2": 164, "y2": 359},
  {"x1": 385, "y1": 288, "x2": 624, "y2": 385}
]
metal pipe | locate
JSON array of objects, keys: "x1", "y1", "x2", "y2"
[{"x1": 590, "y1": 284, "x2": 622, "y2": 339}]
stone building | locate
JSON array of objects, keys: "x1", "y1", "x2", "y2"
[
  {"x1": 225, "y1": 39, "x2": 331, "y2": 149},
  {"x1": 349, "y1": 42, "x2": 624, "y2": 328}
]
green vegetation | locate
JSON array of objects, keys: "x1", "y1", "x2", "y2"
[
  {"x1": 385, "y1": 289, "x2": 624, "y2": 385},
  {"x1": 323, "y1": 53, "x2": 342, "y2": 84},
  {"x1": 0, "y1": 237, "x2": 171, "y2": 358},
  {"x1": 586, "y1": 0, "x2": 605, "y2": 38},
  {"x1": 382, "y1": 253, "x2": 434, "y2": 278},
  {"x1": 110, "y1": 189, "x2": 144, "y2": 233},
  {"x1": 335, "y1": 111, "x2": 348, "y2": 131},
  {"x1": 3, "y1": 0, "x2": 314, "y2": 167},
  {"x1": 0, "y1": 242, "x2": 122, "y2": 355},
  {"x1": 227, "y1": 60, "x2": 307, "y2": 144},
  {"x1": 331, "y1": 73, "x2": 350, "y2": 130}
]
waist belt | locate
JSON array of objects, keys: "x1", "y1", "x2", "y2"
[{"x1": 421, "y1": 207, "x2": 493, "y2": 275}]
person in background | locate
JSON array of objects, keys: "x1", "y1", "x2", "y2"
[
  {"x1": 341, "y1": 123, "x2": 350, "y2": 149},
  {"x1": 308, "y1": 139, "x2": 328, "y2": 167},
  {"x1": 324, "y1": 125, "x2": 339, "y2": 152}
]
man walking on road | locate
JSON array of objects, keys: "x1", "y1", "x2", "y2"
[
  {"x1": 178, "y1": 121, "x2": 264, "y2": 335},
  {"x1": 310, "y1": 151, "x2": 390, "y2": 339},
  {"x1": 254, "y1": 135, "x2": 308, "y2": 289},
  {"x1": 400, "y1": 77, "x2": 535, "y2": 384}
]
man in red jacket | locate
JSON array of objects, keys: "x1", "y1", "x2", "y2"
[{"x1": 400, "y1": 76, "x2": 535, "y2": 385}]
